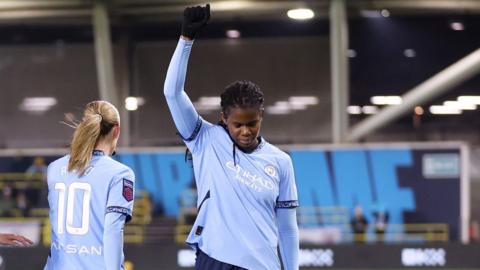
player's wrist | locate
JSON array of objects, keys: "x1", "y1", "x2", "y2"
[{"x1": 180, "y1": 35, "x2": 193, "y2": 41}]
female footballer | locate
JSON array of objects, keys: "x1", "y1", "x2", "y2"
[
  {"x1": 44, "y1": 101, "x2": 135, "y2": 270},
  {"x1": 164, "y1": 4, "x2": 299, "y2": 270}
]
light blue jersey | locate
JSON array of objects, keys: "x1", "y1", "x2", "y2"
[
  {"x1": 164, "y1": 38, "x2": 299, "y2": 270},
  {"x1": 185, "y1": 120, "x2": 298, "y2": 270},
  {"x1": 44, "y1": 150, "x2": 135, "y2": 270}
]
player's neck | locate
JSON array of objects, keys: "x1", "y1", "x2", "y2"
[{"x1": 94, "y1": 141, "x2": 113, "y2": 156}]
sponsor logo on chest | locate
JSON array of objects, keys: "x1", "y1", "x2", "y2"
[{"x1": 225, "y1": 161, "x2": 277, "y2": 192}]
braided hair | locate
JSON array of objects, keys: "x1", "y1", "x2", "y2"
[{"x1": 220, "y1": 80, "x2": 264, "y2": 117}]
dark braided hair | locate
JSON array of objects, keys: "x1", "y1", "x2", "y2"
[{"x1": 220, "y1": 80, "x2": 264, "y2": 116}]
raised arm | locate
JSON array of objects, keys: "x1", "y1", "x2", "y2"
[{"x1": 164, "y1": 4, "x2": 210, "y2": 140}]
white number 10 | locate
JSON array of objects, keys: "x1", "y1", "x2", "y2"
[{"x1": 55, "y1": 182, "x2": 92, "y2": 235}]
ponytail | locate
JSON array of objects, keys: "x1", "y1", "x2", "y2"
[{"x1": 67, "y1": 101, "x2": 119, "y2": 175}]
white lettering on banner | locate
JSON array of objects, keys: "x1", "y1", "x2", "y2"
[
  {"x1": 225, "y1": 161, "x2": 275, "y2": 192},
  {"x1": 401, "y1": 248, "x2": 446, "y2": 267},
  {"x1": 51, "y1": 241, "x2": 102, "y2": 256},
  {"x1": 176, "y1": 249, "x2": 334, "y2": 268},
  {"x1": 177, "y1": 249, "x2": 196, "y2": 267},
  {"x1": 299, "y1": 249, "x2": 334, "y2": 267}
]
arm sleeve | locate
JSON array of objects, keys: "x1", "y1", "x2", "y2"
[
  {"x1": 277, "y1": 208, "x2": 299, "y2": 270},
  {"x1": 164, "y1": 38, "x2": 203, "y2": 142},
  {"x1": 103, "y1": 212, "x2": 126, "y2": 270},
  {"x1": 276, "y1": 155, "x2": 300, "y2": 270},
  {"x1": 276, "y1": 156, "x2": 299, "y2": 208},
  {"x1": 106, "y1": 168, "x2": 135, "y2": 223}
]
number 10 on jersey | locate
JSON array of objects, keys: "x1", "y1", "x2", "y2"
[{"x1": 55, "y1": 182, "x2": 92, "y2": 235}]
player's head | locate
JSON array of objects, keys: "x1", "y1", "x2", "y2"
[
  {"x1": 68, "y1": 101, "x2": 120, "y2": 175},
  {"x1": 220, "y1": 80, "x2": 264, "y2": 151},
  {"x1": 354, "y1": 205, "x2": 364, "y2": 218}
]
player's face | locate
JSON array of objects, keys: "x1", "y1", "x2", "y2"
[{"x1": 222, "y1": 107, "x2": 263, "y2": 151}]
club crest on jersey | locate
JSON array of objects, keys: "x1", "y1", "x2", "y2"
[
  {"x1": 264, "y1": 165, "x2": 277, "y2": 177},
  {"x1": 122, "y1": 179, "x2": 134, "y2": 202}
]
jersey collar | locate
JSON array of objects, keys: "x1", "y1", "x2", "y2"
[{"x1": 92, "y1": 150, "x2": 106, "y2": 156}]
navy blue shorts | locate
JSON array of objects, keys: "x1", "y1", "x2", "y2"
[{"x1": 195, "y1": 248, "x2": 247, "y2": 270}]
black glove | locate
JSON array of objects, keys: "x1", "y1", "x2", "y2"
[{"x1": 181, "y1": 4, "x2": 210, "y2": 39}]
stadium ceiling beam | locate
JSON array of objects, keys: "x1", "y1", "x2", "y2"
[
  {"x1": 0, "y1": 0, "x2": 87, "y2": 10},
  {"x1": 347, "y1": 48, "x2": 480, "y2": 142},
  {"x1": 93, "y1": 0, "x2": 130, "y2": 147},
  {"x1": 352, "y1": 0, "x2": 480, "y2": 11},
  {"x1": 0, "y1": 0, "x2": 479, "y2": 23},
  {"x1": 330, "y1": 0, "x2": 349, "y2": 144}
]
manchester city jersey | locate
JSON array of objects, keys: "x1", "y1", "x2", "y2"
[
  {"x1": 185, "y1": 120, "x2": 298, "y2": 270},
  {"x1": 44, "y1": 151, "x2": 135, "y2": 270}
]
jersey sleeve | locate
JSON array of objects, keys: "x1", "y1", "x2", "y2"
[
  {"x1": 276, "y1": 155, "x2": 299, "y2": 209},
  {"x1": 106, "y1": 167, "x2": 135, "y2": 222},
  {"x1": 164, "y1": 38, "x2": 213, "y2": 154}
]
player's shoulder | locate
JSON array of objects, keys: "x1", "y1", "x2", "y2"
[
  {"x1": 102, "y1": 156, "x2": 135, "y2": 179},
  {"x1": 47, "y1": 155, "x2": 69, "y2": 171},
  {"x1": 262, "y1": 141, "x2": 292, "y2": 162}
]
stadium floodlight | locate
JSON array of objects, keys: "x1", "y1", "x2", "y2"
[
  {"x1": 226, "y1": 29, "x2": 241, "y2": 39},
  {"x1": 19, "y1": 97, "x2": 57, "y2": 113},
  {"x1": 125, "y1": 96, "x2": 145, "y2": 111},
  {"x1": 450, "y1": 21, "x2": 465, "y2": 31},
  {"x1": 457, "y1": 95, "x2": 480, "y2": 105},
  {"x1": 429, "y1": 105, "x2": 462, "y2": 115},
  {"x1": 347, "y1": 106, "x2": 362, "y2": 115},
  {"x1": 287, "y1": 8, "x2": 314, "y2": 20},
  {"x1": 362, "y1": 105, "x2": 378, "y2": 114},
  {"x1": 370, "y1": 96, "x2": 402, "y2": 105},
  {"x1": 443, "y1": 101, "x2": 476, "y2": 110}
]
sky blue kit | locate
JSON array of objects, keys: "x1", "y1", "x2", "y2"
[
  {"x1": 44, "y1": 150, "x2": 135, "y2": 270},
  {"x1": 165, "y1": 38, "x2": 299, "y2": 270}
]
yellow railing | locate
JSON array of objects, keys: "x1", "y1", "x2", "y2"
[
  {"x1": 297, "y1": 206, "x2": 350, "y2": 225},
  {"x1": 0, "y1": 172, "x2": 46, "y2": 189},
  {"x1": 342, "y1": 223, "x2": 449, "y2": 243},
  {"x1": 175, "y1": 224, "x2": 192, "y2": 244},
  {"x1": 0, "y1": 173, "x2": 44, "y2": 181}
]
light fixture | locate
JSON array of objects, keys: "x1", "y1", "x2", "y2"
[
  {"x1": 288, "y1": 96, "x2": 318, "y2": 105},
  {"x1": 429, "y1": 105, "x2": 462, "y2": 115},
  {"x1": 287, "y1": 8, "x2": 314, "y2": 20},
  {"x1": 360, "y1": 10, "x2": 383, "y2": 18},
  {"x1": 362, "y1": 106, "x2": 378, "y2": 114},
  {"x1": 370, "y1": 96, "x2": 402, "y2": 105},
  {"x1": 381, "y1": 9, "x2": 390, "y2": 17},
  {"x1": 125, "y1": 97, "x2": 138, "y2": 111},
  {"x1": 457, "y1": 96, "x2": 480, "y2": 105},
  {"x1": 197, "y1": 96, "x2": 221, "y2": 106},
  {"x1": 19, "y1": 97, "x2": 57, "y2": 113},
  {"x1": 450, "y1": 21, "x2": 464, "y2": 31},
  {"x1": 348, "y1": 49, "x2": 357, "y2": 58},
  {"x1": 347, "y1": 106, "x2": 362, "y2": 115},
  {"x1": 226, "y1": 29, "x2": 241, "y2": 39},
  {"x1": 266, "y1": 105, "x2": 291, "y2": 115},
  {"x1": 193, "y1": 96, "x2": 221, "y2": 112},
  {"x1": 404, "y1": 49, "x2": 416, "y2": 58},
  {"x1": 443, "y1": 101, "x2": 476, "y2": 110},
  {"x1": 414, "y1": 106, "x2": 424, "y2": 115}
]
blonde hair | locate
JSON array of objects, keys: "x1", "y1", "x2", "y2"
[{"x1": 68, "y1": 101, "x2": 119, "y2": 175}]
